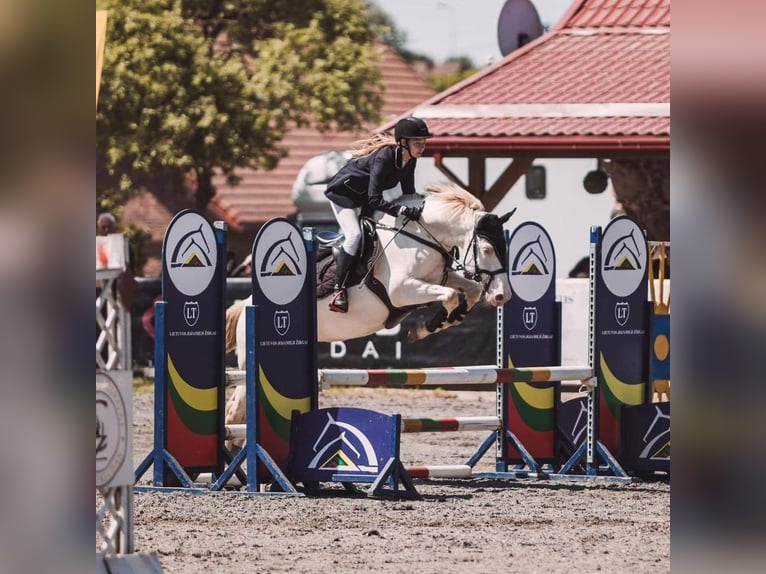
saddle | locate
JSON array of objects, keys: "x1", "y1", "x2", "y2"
[{"x1": 315, "y1": 218, "x2": 424, "y2": 328}]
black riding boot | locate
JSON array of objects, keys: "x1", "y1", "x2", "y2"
[{"x1": 329, "y1": 248, "x2": 354, "y2": 313}]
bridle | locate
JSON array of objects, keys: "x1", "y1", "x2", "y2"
[
  {"x1": 463, "y1": 227, "x2": 508, "y2": 293},
  {"x1": 373, "y1": 211, "x2": 511, "y2": 294}
]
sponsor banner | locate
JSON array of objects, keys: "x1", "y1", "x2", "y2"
[
  {"x1": 556, "y1": 395, "x2": 588, "y2": 463},
  {"x1": 317, "y1": 307, "x2": 497, "y2": 369},
  {"x1": 503, "y1": 222, "x2": 559, "y2": 462},
  {"x1": 132, "y1": 279, "x2": 592, "y2": 371},
  {"x1": 96, "y1": 370, "x2": 133, "y2": 488},
  {"x1": 595, "y1": 216, "x2": 649, "y2": 455},
  {"x1": 620, "y1": 402, "x2": 670, "y2": 475},
  {"x1": 161, "y1": 210, "x2": 224, "y2": 473},
  {"x1": 651, "y1": 310, "x2": 671, "y2": 382},
  {"x1": 290, "y1": 408, "x2": 396, "y2": 482},
  {"x1": 251, "y1": 219, "x2": 316, "y2": 474}
]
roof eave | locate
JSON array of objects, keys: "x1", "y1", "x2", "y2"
[{"x1": 425, "y1": 135, "x2": 670, "y2": 154}]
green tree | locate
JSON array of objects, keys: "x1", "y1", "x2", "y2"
[
  {"x1": 97, "y1": 0, "x2": 383, "y2": 211},
  {"x1": 365, "y1": 1, "x2": 434, "y2": 67}
]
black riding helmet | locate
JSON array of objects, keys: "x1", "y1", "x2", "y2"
[{"x1": 394, "y1": 117, "x2": 433, "y2": 152}]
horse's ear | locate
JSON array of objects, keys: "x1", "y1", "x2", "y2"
[{"x1": 498, "y1": 208, "x2": 517, "y2": 224}]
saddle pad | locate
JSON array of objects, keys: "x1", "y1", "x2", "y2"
[{"x1": 315, "y1": 236, "x2": 381, "y2": 300}]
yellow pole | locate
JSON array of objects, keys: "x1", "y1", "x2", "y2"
[{"x1": 96, "y1": 11, "x2": 108, "y2": 110}]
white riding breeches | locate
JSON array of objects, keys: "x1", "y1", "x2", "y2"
[{"x1": 330, "y1": 202, "x2": 362, "y2": 255}]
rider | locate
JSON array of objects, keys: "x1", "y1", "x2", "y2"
[{"x1": 323, "y1": 116, "x2": 433, "y2": 313}]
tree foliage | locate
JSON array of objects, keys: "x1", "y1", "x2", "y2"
[
  {"x1": 97, "y1": 0, "x2": 383, "y2": 210},
  {"x1": 365, "y1": 2, "x2": 435, "y2": 66},
  {"x1": 428, "y1": 56, "x2": 477, "y2": 93}
]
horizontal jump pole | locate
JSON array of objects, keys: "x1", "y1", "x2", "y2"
[
  {"x1": 406, "y1": 465, "x2": 472, "y2": 479},
  {"x1": 226, "y1": 416, "x2": 502, "y2": 441},
  {"x1": 318, "y1": 366, "x2": 594, "y2": 388},
  {"x1": 401, "y1": 416, "x2": 500, "y2": 433},
  {"x1": 227, "y1": 366, "x2": 593, "y2": 391}
]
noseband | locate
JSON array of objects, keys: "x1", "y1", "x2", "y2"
[{"x1": 463, "y1": 214, "x2": 508, "y2": 292}]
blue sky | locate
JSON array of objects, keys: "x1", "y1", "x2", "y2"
[{"x1": 370, "y1": 0, "x2": 573, "y2": 66}]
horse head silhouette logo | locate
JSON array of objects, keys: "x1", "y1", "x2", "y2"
[{"x1": 308, "y1": 413, "x2": 379, "y2": 474}]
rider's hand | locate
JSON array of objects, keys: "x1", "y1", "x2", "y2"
[{"x1": 399, "y1": 205, "x2": 422, "y2": 221}]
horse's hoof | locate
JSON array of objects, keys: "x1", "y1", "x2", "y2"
[{"x1": 267, "y1": 480, "x2": 285, "y2": 493}]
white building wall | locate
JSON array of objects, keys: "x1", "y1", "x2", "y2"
[{"x1": 412, "y1": 156, "x2": 616, "y2": 278}]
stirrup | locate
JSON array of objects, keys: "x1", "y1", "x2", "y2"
[{"x1": 329, "y1": 289, "x2": 348, "y2": 313}]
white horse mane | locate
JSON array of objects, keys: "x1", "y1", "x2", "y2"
[{"x1": 422, "y1": 183, "x2": 485, "y2": 229}]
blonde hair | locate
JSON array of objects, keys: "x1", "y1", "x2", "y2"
[{"x1": 350, "y1": 134, "x2": 397, "y2": 159}]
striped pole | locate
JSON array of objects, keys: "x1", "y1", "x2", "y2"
[
  {"x1": 318, "y1": 366, "x2": 594, "y2": 388},
  {"x1": 228, "y1": 366, "x2": 593, "y2": 390},
  {"x1": 401, "y1": 416, "x2": 500, "y2": 433},
  {"x1": 226, "y1": 416, "x2": 501, "y2": 441},
  {"x1": 406, "y1": 465, "x2": 472, "y2": 479}
]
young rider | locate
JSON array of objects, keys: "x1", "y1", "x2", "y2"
[{"x1": 323, "y1": 116, "x2": 433, "y2": 313}]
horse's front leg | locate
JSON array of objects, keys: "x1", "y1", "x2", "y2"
[
  {"x1": 430, "y1": 272, "x2": 485, "y2": 328},
  {"x1": 444, "y1": 271, "x2": 484, "y2": 313},
  {"x1": 404, "y1": 273, "x2": 485, "y2": 342},
  {"x1": 387, "y1": 279, "x2": 462, "y2": 342}
]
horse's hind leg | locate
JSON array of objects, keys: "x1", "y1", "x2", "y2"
[{"x1": 224, "y1": 385, "x2": 246, "y2": 454}]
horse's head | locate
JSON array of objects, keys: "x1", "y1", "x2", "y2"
[{"x1": 472, "y1": 211, "x2": 514, "y2": 306}]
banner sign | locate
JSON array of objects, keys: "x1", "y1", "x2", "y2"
[
  {"x1": 620, "y1": 402, "x2": 670, "y2": 474},
  {"x1": 96, "y1": 370, "x2": 133, "y2": 488},
  {"x1": 251, "y1": 219, "x2": 316, "y2": 475},
  {"x1": 290, "y1": 407, "x2": 396, "y2": 482},
  {"x1": 594, "y1": 216, "x2": 649, "y2": 455},
  {"x1": 502, "y1": 222, "x2": 559, "y2": 462},
  {"x1": 161, "y1": 210, "x2": 224, "y2": 475}
]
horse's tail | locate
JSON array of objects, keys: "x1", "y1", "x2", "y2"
[{"x1": 225, "y1": 299, "x2": 245, "y2": 354}]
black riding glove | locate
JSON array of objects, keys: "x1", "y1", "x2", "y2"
[{"x1": 399, "y1": 205, "x2": 422, "y2": 221}]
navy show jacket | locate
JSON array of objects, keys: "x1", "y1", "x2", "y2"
[{"x1": 324, "y1": 146, "x2": 417, "y2": 216}]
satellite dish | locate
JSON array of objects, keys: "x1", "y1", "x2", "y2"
[{"x1": 497, "y1": 0, "x2": 544, "y2": 57}]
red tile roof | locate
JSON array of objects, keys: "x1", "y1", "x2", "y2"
[
  {"x1": 380, "y1": 0, "x2": 670, "y2": 153},
  {"x1": 564, "y1": 0, "x2": 669, "y2": 28},
  {"x1": 212, "y1": 43, "x2": 435, "y2": 228}
]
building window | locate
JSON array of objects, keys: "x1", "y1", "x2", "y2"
[{"x1": 525, "y1": 165, "x2": 546, "y2": 199}]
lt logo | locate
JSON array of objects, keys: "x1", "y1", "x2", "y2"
[
  {"x1": 522, "y1": 306, "x2": 538, "y2": 331},
  {"x1": 184, "y1": 301, "x2": 200, "y2": 327},
  {"x1": 615, "y1": 301, "x2": 630, "y2": 326},
  {"x1": 274, "y1": 310, "x2": 290, "y2": 336}
]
